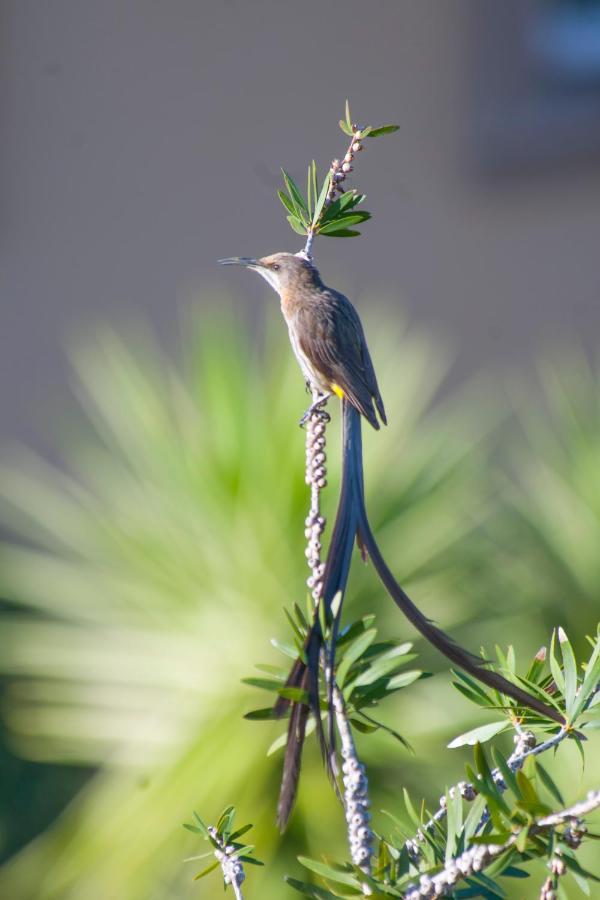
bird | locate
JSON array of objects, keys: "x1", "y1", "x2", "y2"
[
  {"x1": 219, "y1": 251, "x2": 386, "y2": 430},
  {"x1": 219, "y1": 250, "x2": 566, "y2": 830}
]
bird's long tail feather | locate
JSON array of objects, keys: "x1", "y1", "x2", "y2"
[{"x1": 275, "y1": 399, "x2": 565, "y2": 830}]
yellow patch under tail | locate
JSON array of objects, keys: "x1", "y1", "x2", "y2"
[{"x1": 331, "y1": 383, "x2": 345, "y2": 399}]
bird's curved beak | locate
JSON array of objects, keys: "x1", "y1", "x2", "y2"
[{"x1": 218, "y1": 257, "x2": 263, "y2": 268}]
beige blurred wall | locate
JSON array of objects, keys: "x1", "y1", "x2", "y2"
[{"x1": 2, "y1": 0, "x2": 600, "y2": 444}]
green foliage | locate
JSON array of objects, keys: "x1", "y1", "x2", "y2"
[
  {"x1": 277, "y1": 101, "x2": 398, "y2": 240},
  {"x1": 245, "y1": 609, "x2": 426, "y2": 753},
  {"x1": 286, "y1": 633, "x2": 600, "y2": 898},
  {"x1": 490, "y1": 352, "x2": 600, "y2": 638},
  {"x1": 183, "y1": 807, "x2": 262, "y2": 888},
  {"x1": 0, "y1": 310, "x2": 491, "y2": 899}
]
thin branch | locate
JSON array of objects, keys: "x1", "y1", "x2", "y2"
[
  {"x1": 302, "y1": 124, "x2": 365, "y2": 258},
  {"x1": 304, "y1": 394, "x2": 374, "y2": 890},
  {"x1": 332, "y1": 684, "x2": 374, "y2": 894},
  {"x1": 304, "y1": 390, "x2": 328, "y2": 602},
  {"x1": 405, "y1": 727, "x2": 568, "y2": 858}
]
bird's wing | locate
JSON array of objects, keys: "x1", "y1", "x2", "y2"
[{"x1": 296, "y1": 293, "x2": 383, "y2": 428}]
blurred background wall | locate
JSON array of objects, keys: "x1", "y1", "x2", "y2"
[
  {"x1": 2, "y1": 2, "x2": 600, "y2": 898},
  {"x1": 3, "y1": 0, "x2": 600, "y2": 447}
]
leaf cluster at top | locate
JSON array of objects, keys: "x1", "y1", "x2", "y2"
[{"x1": 278, "y1": 101, "x2": 399, "y2": 240}]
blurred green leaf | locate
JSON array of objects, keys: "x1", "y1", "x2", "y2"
[
  {"x1": 193, "y1": 859, "x2": 220, "y2": 880},
  {"x1": 297, "y1": 857, "x2": 359, "y2": 888},
  {"x1": 286, "y1": 876, "x2": 340, "y2": 898},
  {"x1": 448, "y1": 721, "x2": 508, "y2": 749}
]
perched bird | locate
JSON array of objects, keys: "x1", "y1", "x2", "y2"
[
  {"x1": 220, "y1": 250, "x2": 566, "y2": 830},
  {"x1": 219, "y1": 252, "x2": 386, "y2": 429}
]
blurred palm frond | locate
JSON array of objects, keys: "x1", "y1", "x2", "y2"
[{"x1": 0, "y1": 306, "x2": 489, "y2": 899}]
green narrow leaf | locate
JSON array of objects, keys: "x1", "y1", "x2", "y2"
[
  {"x1": 550, "y1": 629, "x2": 566, "y2": 694},
  {"x1": 193, "y1": 859, "x2": 220, "y2": 880},
  {"x1": 286, "y1": 215, "x2": 307, "y2": 236},
  {"x1": 515, "y1": 824, "x2": 529, "y2": 853},
  {"x1": 276, "y1": 686, "x2": 309, "y2": 704},
  {"x1": 228, "y1": 823, "x2": 253, "y2": 842},
  {"x1": 515, "y1": 770, "x2": 538, "y2": 805},
  {"x1": 318, "y1": 213, "x2": 371, "y2": 235},
  {"x1": 463, "y1": 795, "x2": 488, "y2": 843},
  {"x1": 368, "y1": 124, "x2": 400, "y2": 137},
  {"x1": 244, "y1": 706, "x2": 284, "y2": 720},
  {"x1": 338, "y1": 119, "x2": 353, "y2": 136},
  {"x1": 306, "y1": 164, "x2": 313, "y2": 218},
  {"x1": 402, "y1": 787, "x2": 421, "y2": 828},
  {"x1": 558, "y1": 627, "x2": 578, "y2": 716},
  {"x1": 311, "y1": 160, "x2": 318, "y2": 217},
  {"x1": 448, "y1": 721, "x2": 509, "y2": 749},
  {"x1": 297, "y1": 857, "x2": 359, "y2": 888},
  {"x1": 452, "y1": 670, "x2": 494, "y2": 705},
  {"x1": 294, "y1": 602, "x2": 309, "y2": 630},
  {"x1": 278, "y1": 189, "x2": 297, "y2": 216},
  {"x1": 345, "y1": 99, "x2": 352, "y2": 131},
  {"x1": 193, "y1": 811, "x2": 210, "y2": 838},
  {"x1": 525, "y1": 647, "x2": 548, "y2": 684},
  {"x1": 285, "y1": 876, "x2": 339, "y2": 899},
  {"x1": 385, "y1": 669, "x2": 424, "y2": 690},
  {"x1": 572, "y1": 630, "x2": 600, "y2": 719},
  {"x1": 284, "y1": 607, "x2": 304, "y2": 642},
  {"x1": 534, "y1": 760, "x2": 564, "y2": 805},
  {"x1": 319, "y1": 228, "x2": 361, "y2": 238},
  {"x1": 312, "y1": 173, "x2": 331, "y2": 227},
  {"x1": 241, "y1": 676, "x2": 286, "y2": 692},
  {"x1": 216, "y1": 805, "x2": 235, "y2": 836},
  {"x1": 561, "y1": 852, "x2": 600, "y2": 883},
  {"x1": 336, "y1": 628, "x2": 377, "y2": 687},
  {"x1": 492, "y1": 748, "x2": 521, "y2": 799},
  {"x1": 281, "y1": 168, "x2": 309, "y2": 215},
  {"x1": 271, "y1": 637, "x2": 301, "y2": 660}
]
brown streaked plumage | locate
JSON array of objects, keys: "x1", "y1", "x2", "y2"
[{"x1": 218, "y1": 252, "x2": 386, "y2": 429}]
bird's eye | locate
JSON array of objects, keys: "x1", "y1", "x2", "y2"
[{"x1": 272, "y1": 264, "x2": 280, "y2": 271}]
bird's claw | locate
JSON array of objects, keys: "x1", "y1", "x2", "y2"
[{"x1": 299, "y1": 396, "x2": 332, "y2": 427}]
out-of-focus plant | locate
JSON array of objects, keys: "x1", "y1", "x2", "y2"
[
  {"x1": 0, "y1": 309, "x2": 488, "y2": 899},
  {"x1": 493, "y1": 351, "x2": 600, "y2": 643}
]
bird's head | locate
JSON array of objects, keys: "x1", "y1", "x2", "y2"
[{"x1": 218, "y1": 251, "x2": 321, "y2": 297}]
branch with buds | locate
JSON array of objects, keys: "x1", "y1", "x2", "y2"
[
  {"x1": 403, "y1": 791, "x2": 600, "y2": 900},
  {"x1": 277, "y1": 100, "x2": 399, "y2": 260},
  {"x1": 406, "y1": 726, "x2": 569, "y2": 859}
]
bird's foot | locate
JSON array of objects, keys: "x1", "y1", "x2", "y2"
[{"x1": 299, "y1": 393, "x2": 332, "y2": 427}]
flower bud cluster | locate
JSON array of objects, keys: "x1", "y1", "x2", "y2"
[
  {"x1": 406, "y1": 781, "x2": 478, "y2": 861},
  {"x1": 540, "y1": 850, "x2": 566, "y2": 900},
  {"x1": 403, "y1": 840, "x2": 506, "y2": 899},
  {"x1": 332, "y1": 686, "x2": 373, "y2": 891},
  {"x1": 305, "y1": 408, "x2": 328, "y2": 600},
  {"x1": 326, "y1": 127, "x2": 363, "y2": 205},
  {"x1": 208, "y1": 826, "x2": 245, "y2": 897}
]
